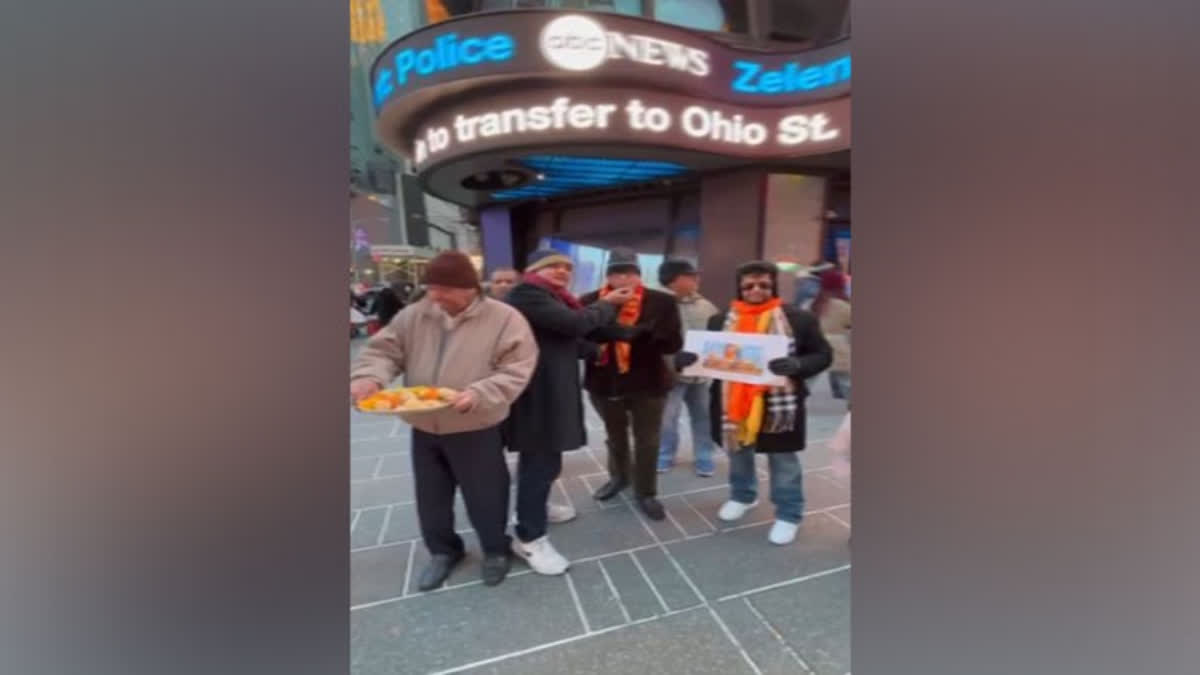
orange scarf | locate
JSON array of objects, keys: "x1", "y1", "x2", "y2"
[
  {"x1": 596, "y1": 284, "x2": 644, "y2": 374},
  {"x1": 725, "y1": 298, "x2": 782, "y2": 422}
]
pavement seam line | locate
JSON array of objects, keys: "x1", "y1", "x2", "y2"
[
  {"x1": 629, "y1": 551, "x2": 670, "y2": 614},
  {"x1": 680, "y1": 493, "x2": 718, "y2": 532},
  {"x1": 716, "y1": 563, "x2": 852, "y2": 603},
  {"x1": 596, "y1": 559, "x2": 632, "y2": 624},
  {"x1": 563, "y1": 571, "x2": 592, "y2": 635},
  {"x1": 375, "y1": 505, "x2": 394, "y2": 547},
  {"x1": 349, "y1": 510, "x2": 361, "y2": 535},
  {"x1": 401, "y1": 541, "x2": 416, "y2": 597},
  {"x1": 743, "y1": 596, "x2": 814, "y2": 674},
  {"x1": 371, "y1": 455, "x2": 385, "y2": 479},
  {"x1": 663, "y1": 504, "x2": 691, "y2": 539},
  {"x1": 825, "y1": 509, "x2": 851, "y2": 530},
  {"x1": 426, "y1": 610, "x2": 692, "y2": 675}
]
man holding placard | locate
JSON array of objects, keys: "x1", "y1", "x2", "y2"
[{"x1": 678, "y1": 261, "x2": 832, "y2": 545}]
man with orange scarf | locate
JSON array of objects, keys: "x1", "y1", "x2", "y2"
[
  {"x1": 679, "y1": 261, "x2": 832, "y2": 545},
  {"x1": 580, "y1": 249, "x2": 683, "y2": 521}
]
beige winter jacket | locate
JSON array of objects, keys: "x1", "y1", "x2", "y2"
[{"x1": 350, "y1": 296, "x2": 538, "y2": 435}]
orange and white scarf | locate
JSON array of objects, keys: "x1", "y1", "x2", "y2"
[
  {"x1": 721, "y1": 298, "x2": 798, "y2": 449},
  {"x1": 595, "y1": 284, "x2": 644, "y2": 374}
]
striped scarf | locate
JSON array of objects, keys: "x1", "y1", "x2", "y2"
[{"x1": 721, "y1": 302, "x2": 799, "y2": 451}]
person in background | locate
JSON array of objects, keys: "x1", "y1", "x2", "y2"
[
  {"x1": 503, "y1": 250, "x2": 633, "y2": 575},
  {"x1": 657, "y1": 259, "x2": 721, "y2": 477},
  {"x1": 580, "y1": 248, "x2": 683, "y2": 521},
  {"x1": 349, "y1": 251, "x2": 538, "y2": 591},
  {"x1": 681, "y1": 261, "x2": 832, "y2": 545},
  {"x1": 372, "y1": 279, "x2": 407, "y2": 327},
  {"x1": 488, "y1": 266, "x2": 520, "y2": 300},
  {"x1": 811, "y1": 267, "x2": 852, "y2": 405}
]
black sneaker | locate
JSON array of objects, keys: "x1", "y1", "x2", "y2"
[
  {"x1": 481, "y1": 553, "x2": 511, "y2": 587},
  {"x1": 416, "y1": 551, "x2": 465, "y2": 592}
]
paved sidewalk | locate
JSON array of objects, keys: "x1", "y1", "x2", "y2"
[{"x1": 350, "y1": 342, "x2": 851, "y2": 674}]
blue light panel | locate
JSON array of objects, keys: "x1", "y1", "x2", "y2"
[{"x1": 491, "y1": 155, "x2": 690, "y2": 201}]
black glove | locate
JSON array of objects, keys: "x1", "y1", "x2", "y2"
[
  {"x1": 673, "y1": 351, "x2": 699, "y2": 372},
  {"x1": 767, "y1": 357, "x2": 804, "y2": 377}
]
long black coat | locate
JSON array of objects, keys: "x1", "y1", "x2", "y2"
[
  {"x1": 579, "y1": 287, "x2": 683, "y2": 398},
  {"x1": 503, "y1": 282, "x2": 619, "y2": 454},
  {"x1": 707, "y1": 305, "x2": 832, "y2": 453}
]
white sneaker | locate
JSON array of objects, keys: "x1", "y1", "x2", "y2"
[
  {"x1": 768, "y1": 520, "x2": 800, "y2": 545},
  {"x1": 511, "y1": 536, "x2": 570, "y2": 575},
  {"x1": 547, "y1": 502, "x2": 577, "y2": 524},
  {"x1": 717, "y1": 499, "x2": 759, "y2": 522}
]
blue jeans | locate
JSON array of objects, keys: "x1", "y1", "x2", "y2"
[
  {"x1": 728, "y1": 449, "x2": 805, "y2": 524},
  {"x1": 658, "y1": 381, "x2": 716, "y2": 472}
]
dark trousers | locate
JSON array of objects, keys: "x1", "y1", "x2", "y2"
[
  {"x1": 514, "y1": 450, "x2": 564, "y2": 543},
  {"x1": 411, "y1": 426, "x2": 511, "y2": 556},
  {"x1": 589, "y1": 392, "x2": 667, "y2": 498}
]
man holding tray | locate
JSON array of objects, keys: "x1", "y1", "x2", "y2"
[
  {"x1": 677, "y1": 260, "x2": 832, "y2": 545},
  {"x1": 350, "y1": 251, "x2": 538, "y2": 591}
]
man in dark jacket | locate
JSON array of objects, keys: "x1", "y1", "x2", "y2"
[
  {"x1": 580, "y1": 248, "x2": 683, "y2": 521},
  {"x1": 371, "y1": 280, "x2": 407, "y2": 327},
  {"x1": 504, "y1": 250, "x2": 632, "y2": 574},
  {"x1": 679, "y1": 261, "x2": 832, "y2": 545}
]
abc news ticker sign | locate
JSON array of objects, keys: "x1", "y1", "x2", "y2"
[
  {"x1": 370, "y1": 11, "x2": 851, "y2": 114},
  {"x1": 409, "y1": 89, "x2": 850, "y2": 170}
]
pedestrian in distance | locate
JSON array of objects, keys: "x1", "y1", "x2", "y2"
[
  {"x1": 811, "y1": 267, "x2": 852, "y2": 406},
  {"x1": 487, "y1": 266, "x2": 519, "y2": 300},
  {"x1": 658, "y1": 258, "x2": 721, "y2": 477},
  {"x1": 580, "y1": 248, "x2": 683, "y2": 522},
  {"x1": 503, "y1": 250, "x2": 635, "y2": 575},
  {"x1": 677, "y1": 260, "x2": 832, "y2": 545},
  {"x1": 350, "y1": 251, "x2": 538, "y2": 590}
]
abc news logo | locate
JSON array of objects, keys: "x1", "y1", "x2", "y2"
[{"x1": 539, "y1": 14, "x2": 709, "y2": 77}]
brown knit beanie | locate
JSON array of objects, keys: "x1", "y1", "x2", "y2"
[{"x1": 423, "y1": 251, "x2": 480, "y2": 289}]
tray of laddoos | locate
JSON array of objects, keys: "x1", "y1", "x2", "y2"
[{"x1": 356, "y1": 386, "x2": 459, "y2": 415}]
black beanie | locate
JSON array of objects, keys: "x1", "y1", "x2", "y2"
[{"x1": 659, "y1": 258, "x2": 698, "y2": 286}]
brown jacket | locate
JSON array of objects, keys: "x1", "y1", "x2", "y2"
[{"x1": 350, "y1": 296, "x2": 538, "y2": 435}]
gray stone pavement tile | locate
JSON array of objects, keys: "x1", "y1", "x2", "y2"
[
  {"x1": 352, "y1": 476, "x2": 416, "y2": 509},
  {"x1": 351, "y1": 571, "x2": 583, "y2": 675},
  {"x1": 352, "y1": 507, "x2": 389, "y2": 550},
  {"x1": 655, "y1": 461, "x2": 730, "y2": 496},
  {"x1": 379, "y1": 503, "x2": 421, "y2": 545},
  {"x1": 352, "y1": 542, "x2": 413, "y2": 607},
  {"x1": 747, "y1": 568, "x2": 850, "y2": 675},
  {"x1": 630, "y1": 546, "x2": 702, "y2": 611},
  {"x1": 595, "y1": 553, "x2": 662, "y2": 621},
  {"x1": 537, "y1": 503, "x2": 657, "y2": 562},
  {"x1": 713, "y1": 596, "x2": 813, "y2": 675},
  {"x1": 664, "y1": 513, "x2": 850, "y2": 601},
  {"x1": 659, "y1": 494, "x2": 717, "y2": 538},
  {"x1": 376, "y1": 452, "x2": 411, "y2": 477},
  {"x1": 352, "y1": 456, "x2": 382, "y2": 481},
  {"x1": 828, "y1": 505, "x2": 851, "y2": 529},
  {"x1": 566, "y1": 560, "x2": 626, "y2": 631},
  {"x1": 457, "y1": 607, "x2": 758, "y2": 675},
  {"x1": 351, "y1": 436, "x2": 409, "y2": 458}
]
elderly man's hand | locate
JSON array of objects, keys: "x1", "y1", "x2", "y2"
[
  {"x1": 452, "y1": 389, "x2": 479, "y2": 413},
  {"x1": 350, "y1": 378, "x2": 381, "y2": 403}
]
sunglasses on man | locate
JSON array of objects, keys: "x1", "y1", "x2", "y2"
[{"x1": 740, "y1": 281, "x2": 774, "y2": 291}]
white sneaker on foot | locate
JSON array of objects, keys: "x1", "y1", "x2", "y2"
[
  {"x1": 768, "y1": 520, "x2": 800, "y2": 545},
  {"x1": 511, "y1": 536, "x2": 570, "y2": 575},
  {"x1": 717, "y1": 499, "x2": 759, "y2": 522},
  {"x1": 547, "y1": 502, "x2": 577, "y2": 524}
]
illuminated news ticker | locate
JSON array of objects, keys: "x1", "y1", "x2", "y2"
[{"x1": 411, "y1": 96, "x2": 843, "y2": 165}]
